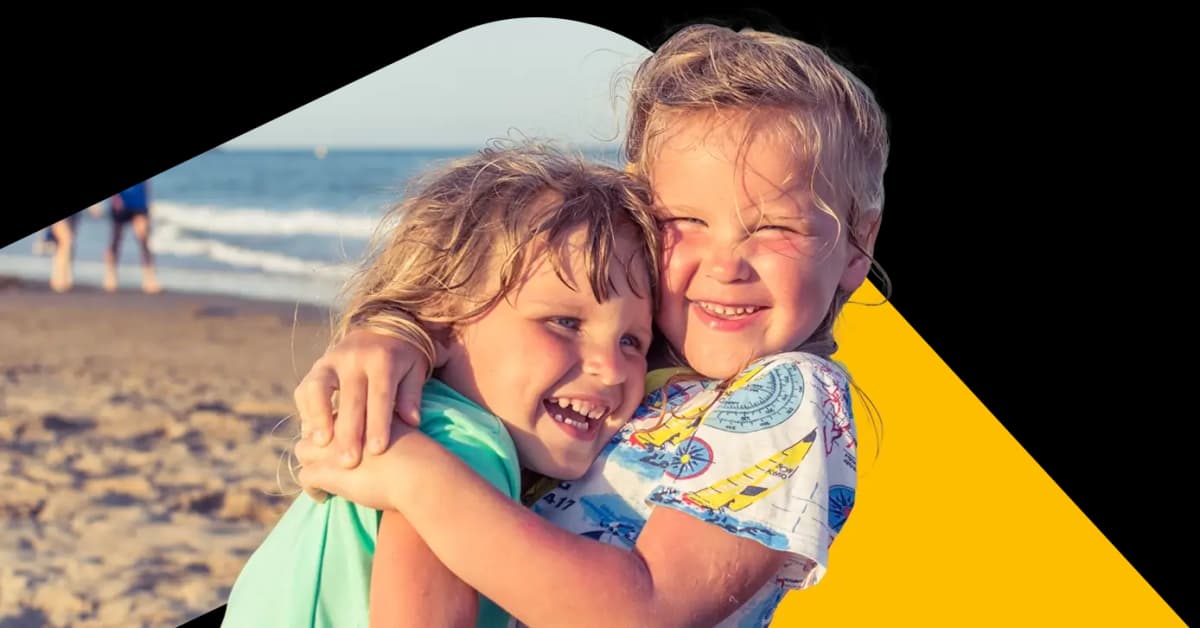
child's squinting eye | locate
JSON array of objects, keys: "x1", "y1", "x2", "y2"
[
  {"x1": 753, "y1": 224, "x2": 796, "y2": 234},
  {"x1": 620, "y1": 335, "x2": 644, "y2": 351},
  {"x1": 661, "y1": 216, "x2": 706, "y2": 228}
]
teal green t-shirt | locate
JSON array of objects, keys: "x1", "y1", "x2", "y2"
[{"x1": 222, "y1": 379, "x2": 521, "y2": 628}]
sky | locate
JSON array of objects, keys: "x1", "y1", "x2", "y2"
[{"x1": 222, "y1": 18, "x2": 653, "y2": 150}]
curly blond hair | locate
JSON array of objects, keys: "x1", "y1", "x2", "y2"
[{"x1": 332, "y1": 139, "x2": 661, "y2": 353}]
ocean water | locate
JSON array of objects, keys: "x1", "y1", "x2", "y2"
[{"x1": 0, "y1": 146, "x2": 623, "y2": 306}]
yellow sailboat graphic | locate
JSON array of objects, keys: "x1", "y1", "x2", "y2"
[
  {"x1": 630, "y1": 364, "x2": 766, "y2": 448},
  {"x1": 682, "y1": 429, "x2": 817, "y2": 512},
  {"x1": 629, "y1": 407, "x2": 706, "y2": 448}
]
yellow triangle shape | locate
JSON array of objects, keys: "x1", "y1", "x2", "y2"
[{"x1": 770, "y1": 281, "x2": 1184, "y2": 626}]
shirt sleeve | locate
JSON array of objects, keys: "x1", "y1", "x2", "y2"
[
  {"x1": 644, "y1": 352, "x2": 859, "y2": 588},
  {"x1": 421, "y1": 410, "x2": 523, "y2": 502}
]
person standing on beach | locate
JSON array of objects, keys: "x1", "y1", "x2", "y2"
[
  {"x1": 47, "y1": 212, "x2": 81, "y2": 292},
  {"x1": 105, "y1": 180, "x2": 161, "y2": 294},
  {"x1": 39, "y1": 203, "x2": 102, "y2": 293}
]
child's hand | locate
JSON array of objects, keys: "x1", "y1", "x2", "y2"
[
  {"x1": 295, "y1": 419, "x2": 426, "y2": 512},
  {"x1": 294, "y1": 328, "x2": 430, "y2": 469}
]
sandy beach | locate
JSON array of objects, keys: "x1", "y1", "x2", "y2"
[{"x1": 1, "y1": 276, "x2": 335, "y2": 627}]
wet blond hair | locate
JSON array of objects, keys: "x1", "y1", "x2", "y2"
[
  {"x1": 624, "y1": 23, "x2": 891, "y2": 359},
  {"x1": 331, "y1": 139, "x2": 661, "y2": 355}
]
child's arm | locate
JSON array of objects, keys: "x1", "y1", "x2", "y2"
[
  {"x1": 298, "y1": 354, "x2": 850, "y2": 628},
  {"x1": 295, "y1": 327, "x2": 432, "y2": 467},
  {"x1": 301, "y1": 428, "x2": 784, "y2": 627},
  {"x1": 370, "y1": 510, "x2": 477, "y2": 628}
]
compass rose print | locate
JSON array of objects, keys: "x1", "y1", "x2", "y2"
[
  {"x1": 634, "y1": 385, "x2": 683, "y2": 419},
  {"x1": 828, "y1": 484, "x2": 855, "y2": 533},
  {"x1": 665, "y1": 437, "x2": 714, "y2": 480}
]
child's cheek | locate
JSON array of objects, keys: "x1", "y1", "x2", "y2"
[
  {"x1": 662, "y1": 239, "x2": 701, "y2": 296},
  {"x1": 528, "y1": 327, "x2": 577, "y2": 367}
]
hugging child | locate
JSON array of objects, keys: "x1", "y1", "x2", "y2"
[
  {"x1": 221, "y1": 140, "x2": 661, "y2": 628},
  {"x1": 292, "y1": 22, "x2": 889, "y2": 628}
]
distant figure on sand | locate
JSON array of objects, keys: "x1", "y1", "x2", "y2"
[
  {"x1": 105, "y1": 180, "x2": 161, "y2": 294},
  {"x1": 46, "y1": 212, "x2": 82, "y2": 292},
  {"x1": 36, "y1": 204, "x2": 105, "y2": 292}
]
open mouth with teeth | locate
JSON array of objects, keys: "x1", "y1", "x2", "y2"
[
  {"x1": 543, "y1": 397, "x2": 609, "y2": 440},
  {"x1": 695, "y1": 301, "x2": 763, "y2": 318}
]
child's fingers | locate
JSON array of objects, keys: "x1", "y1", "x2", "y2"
[
  {"x1": 294, "y1": 438, "x2": 332, "y2": 502},
  {"x1": 296, "y1": 464, "x2": 325, "y2": 499},
  {"x1": 365, "y1": 357, "x2": 400, "y2": 455},
  {"x1": 294, "y1": 364, "x2": 337, "y2": 446},
  {"x1": 333, "y1": 371, "x2": 368, "y2": 468},
  {"x1": 294, "y1": 434, "x2": 336, "y2": 497},
  {"x1": 294, "y1": 447, "x2": 345, "y2": 504},
  {"x1": 293, "y1": 433, "x2": 321, "y2": 466},
  {"x1": 395, "y1": 361, "x2": 427, "y2": 428}
]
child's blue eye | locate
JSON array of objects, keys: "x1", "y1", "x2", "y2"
[
  {"x1": 622, "y1": 335, "x2": 648, "y2": 353},
  {"x1": 550, "y1": 317, "x2": 581, "y2": 330}
]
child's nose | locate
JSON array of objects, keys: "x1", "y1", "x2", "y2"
[
  {"x1": 582, "y1": 341, "x2": 628, "y2": 387},
  {"x1": 702, "y1": 243, "x2": 751, "y2": 283}
]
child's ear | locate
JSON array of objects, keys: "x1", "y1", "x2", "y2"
[{"x1": 840, "y1": 211, "x2": 881, "y2": 292}]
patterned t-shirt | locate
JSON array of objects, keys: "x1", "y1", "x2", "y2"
[{"x1": 530, "y1": 351, "x2": 859, "y2": 627}]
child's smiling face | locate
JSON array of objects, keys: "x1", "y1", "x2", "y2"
[
  {"x1": 650, "y1": 112, "x2": 877, "y2": 379},
  {"x1": 438, "y1": 221, "x2": 655, "y2": 480}
]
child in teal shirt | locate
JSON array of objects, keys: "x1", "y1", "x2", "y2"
[{"x1": 222, "y1": 141, "x2": 660, "y2": 627}]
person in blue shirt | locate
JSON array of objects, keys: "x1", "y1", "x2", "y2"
[{"x1": 105, "y1": 180, "x2": 161, "y2": 293}]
